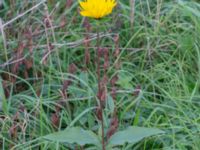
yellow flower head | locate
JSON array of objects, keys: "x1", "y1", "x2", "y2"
[{"x1": 79, "y1": 0, "x2": 117, "y2": 19}]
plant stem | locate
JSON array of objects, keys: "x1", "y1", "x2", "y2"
[
  {"x1": 96, "y1": 30, "x2": 105, "y2": 150},
  {"x1": 101, "y1": 108, "x2": 105, "y2": 150},
  {"x1": 97, "y1": 31, "x2": 100, "y2": 90}
]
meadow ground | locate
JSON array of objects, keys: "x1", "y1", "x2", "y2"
[{"x1": 0, "y1": 0, "x2": 200, "y2": 149}]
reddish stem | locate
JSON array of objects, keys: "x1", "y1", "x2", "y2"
[{"x1": 96, "y1": 31, "x2": 105, "y2": 150}]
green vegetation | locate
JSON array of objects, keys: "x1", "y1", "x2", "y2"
[{"x1": 0, "y1": 0, "x2": 200, "y2": 149}]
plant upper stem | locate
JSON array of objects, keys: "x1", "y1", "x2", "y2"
[{"x1": 96, "y1": 30, "x2": 105, "y2": 150}]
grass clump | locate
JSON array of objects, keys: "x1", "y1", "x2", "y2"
[{"x1": 0, "y1": 0, "x2": 200, "y2": 149}]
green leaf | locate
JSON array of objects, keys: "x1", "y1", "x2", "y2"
[
  {"x1": 0, "y1": 77, "x2": 7, "y2": 113},
  {"x1": 116, "y1": 72, "x2": 133, "y2": 89},
  {"x1": 108, "y1": 126, "x2": 164, "y2": 146},
  {"x1": 44, "y1": 127, "x2": 101, "y2": 147},
  {"x1": 79, "y1": 71, "x2": 89, "y2": 84},
  {"x1": 107, "y1": 94, "x2": 115, "y2": 114}
]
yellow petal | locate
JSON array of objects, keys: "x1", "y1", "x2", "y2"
[{"x1": 78, "y1": 0, "x2": 116, "y2": 19}]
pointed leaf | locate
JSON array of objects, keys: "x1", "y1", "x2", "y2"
[
  {"x1": 116, "y1": 72, "x2": 133, "y2": 89},
  {"x1": 107, "y1": 94, "x2": 115, "y2": 114},
  {"x1": 0, "y1": 77, "x2": 7, "y2": 113},
  {"x1": 109, "y1": 126, "x2": 164, "y2": 146},
  {"x1": 44, "y1": 127, "x2": 100, "y2": 146}
]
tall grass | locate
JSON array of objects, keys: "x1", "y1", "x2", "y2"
[{"x1": 0, "y1": 0, "x2": 200, "y2": 149}]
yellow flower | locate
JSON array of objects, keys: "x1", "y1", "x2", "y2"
[{"x1": 79, "y1": 0, "x2": 117, "y2": 19}]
